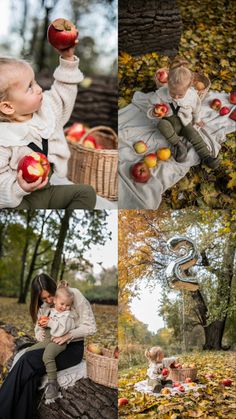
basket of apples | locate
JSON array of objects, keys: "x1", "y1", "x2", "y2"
[
  {"x1": 65, "y1": 124, "x2": 118, "y2": 200},
  {"x1": 169, "y1": 362, "x2": 197, "y2": 382},
  {"x1": 86, "y1": 343, "x2": 118, "y2": 388}
]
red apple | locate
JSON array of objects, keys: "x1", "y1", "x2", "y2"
[
  {"x1": 66, "y1": 123, "x2": 86, "y2": 141},
  {"x1": 82, "y1": 135, "x2": 97, "y2": 149},
  {"x1": 96, "y1": 144, "x2": 104, "y2": 150},
  {"x1": 130, "y1": 162, "x2": 151, "y2": 183},
  {"x1": 144, "y1": 153, "x2": 158, "y2": 168},
  {"x1": 162, "y1": 368, "x2": 169, "y2": 377},
  {"x1": 17, "y1": 152, "x2": 50, "y2": 183},
  {"x1": 229, "y1": 91, "x2": 236, "y2": 104},
  {"x1": 118, "y1": 398, "x2": 129, "y2": 407},
  {"x1": 66, "y1": 134, "x2": 79, "y2": 142},
  {"x1": 219, "y1": 106, "x2": 230, "y2": 116},
  {"x1": 178, "y1": 385, "x2": 185, "y2": 392},
  {"x1": 156, "y1": 69, "x2": 168, "y2": 84},
  {"x1": 173, "y1": 382, "x2": 181, "y2": 388},
  {"x1": 210, "y1": 98, "x2": 222, "y2": 111},
  {"x1": 221, "y1": 378, "x2": 232, "y2": 386},
  {"x1": 153, "y1": 103, "x2": 169, "y2": 118},
  {"x1": 133, "y1": 141, "x2": 148, "y2": 154},
  {"x1": 185, "y1": 377, "x2": 192, "y2": 383},
  {"x1": 47, "y1": 18, "x2": 78, "y2": 50}
]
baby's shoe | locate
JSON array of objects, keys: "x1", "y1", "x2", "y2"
[
  {"x1": 153, "y1": 383, "x2": 163, "y2": 393},
  {"x1": 45, "y1": 379, "x2": 59, "y2": 400},
  {"x1": 173, "y1": 142, "x2": 188, "y2": 163},
  {"x1": 202, "y1": 156, "x2": 220, "y2": 169}
]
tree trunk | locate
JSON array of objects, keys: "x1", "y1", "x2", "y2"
[
  {"x1": 50, "y1": 211, "x2": 71, "y2": 282},
  {"x1": 37, "y1": 7, "x2": 51, "y2": 71},
  {"x1": 35, "y1": 379, "x2": 117, "y2": 419},
  {"x1": 18, "y1": 211, "x2": 33, "y2": 302},
  {"x1": 203, "y1": 320, "x2": 226, "y2": 350},
  {"x1": 119, "y1": 0, "x2": 182, "y2": 56}
]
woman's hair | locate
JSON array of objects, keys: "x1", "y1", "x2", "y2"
[
  {"x1": 29, "y1": 273, "x2": 57, "y2": 323},
  {"x1": 0, "y1": 56, "x2": 29, "y2": 122},
  {"x1": 168, "y1": 56, "x2": 193, "y2": 90},
  {"x1": 145, "y1": 346, "x2": 164, "y2": 363}
]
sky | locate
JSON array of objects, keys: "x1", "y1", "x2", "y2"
[
  {"x1": 84, "y1": 210, "x2": 118, "y2": 275},
  {"x1": 130, "y1": 282, "x2": 165, "y2": 333}
]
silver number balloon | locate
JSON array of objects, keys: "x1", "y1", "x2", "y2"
[{"x1": 166, "y1": 236, "x2": 200, "y2": 291}]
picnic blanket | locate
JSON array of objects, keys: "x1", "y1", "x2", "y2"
[
  {"x1": 119, "y1": 90, "x2": 235, "y2": 209},
  {"x1": 134, "y1": 379, "x2": 206, "y2": 397}
]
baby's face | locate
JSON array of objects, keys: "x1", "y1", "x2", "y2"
[
  {"x1": 54, "y1": 295, "x2": 72, "y2": 312},
  {"x1": 7, "y1": 64, "x2": 43, "y2": 119},
  {"x1": 169, "y1": 84, "x2": 189, "y2": 100}
]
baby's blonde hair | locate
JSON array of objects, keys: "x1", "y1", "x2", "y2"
[
  {"x1": 55, "y1": 281, "x2": 74, "y2": 305},
  {"x1": 168, "y1": 56, "x2": 193, "y2": 91},
  {"x1": 0, "y1": 56, "x2": 29, "y2": 122},
  {"x1": 145, "y1": 346, "x2": 164, "y2": 363}
]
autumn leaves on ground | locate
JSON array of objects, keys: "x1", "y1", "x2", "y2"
[
  {"x1": 118, "y1": 0, "x2": 236, "y2": 208},
  {"x1": 118, "y1": 351, "x2": 236, "y2": 418}
]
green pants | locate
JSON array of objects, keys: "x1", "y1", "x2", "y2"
[
  {"x1": 15, "y1": 184, "x2": 96, "y2": 209},
  {"x1": 27, "y1": 337, "x2": 66, "y2": 380},
  {"x1": 158, "y1": 115, "x2": 210, "y2": 159}
]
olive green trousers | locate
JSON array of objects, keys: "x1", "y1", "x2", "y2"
[
  {"x1": 158, "y1": 115, "x2": 210, "y2": 159},
  {"x1": 15, "y1": 184, "x2": 96, "y2": 209},
  {"x1": 27, "y1": 338, "x2": 66, "y2": 380}
]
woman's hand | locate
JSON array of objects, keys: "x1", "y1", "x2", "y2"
[
  {"x1": 56, "y1": 40, "x2": 79, "y2": 61},
  {"x1": 17, "y1": 170, "x2": 48, "y2": 192},
  {"x1": 51, "y1": 332, "x2": 72, "y2": 345}
]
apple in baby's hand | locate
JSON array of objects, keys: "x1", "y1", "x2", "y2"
[
  {"x1": 221, "y1": 378, "x2": 232, "y2": 386},
  {"x1": 82, "y1": 135, "x2": 97, "y2": 149},
  {"x1": 153, "y1": 103, "x2": 169, "y2": 118},
  {"x1": 144, "y1": 153, "x2": 158, "y2": 168},
  {"x1": 156, "y1": 148, "x2": 171, "y2": 161},
  {"x1": 162, "y1": 368, "x2": 169, "y2": 377},
  {"x1": 156, "y1": 69, "x2": 168, "y2": 84},
  {"x1": 130, "y1": 162, "x2": 151, "y2": 183},
  {"x1": 17, "y1": 152, "x2": 50, "y2": 183},
  {"x1": 229, "y1": 91, "x2": 236, "y2": 104},
  {"x1": 210, "y1": 99, "x2": 222, "y2": 111},
  {"x1": 47, "y1": 18, "x2": 78, "y2": 50},
  {"x1": 38, "y1": 315, "x2": 49, "y2": 326},
  {"x1": 87, "y1": 343, "x2": 102, "y2": 355},
  {"x1": 133, "y1": 141, "x2": 148, "y2": 154},
  {"x1": 118, "y1": 398, "x2": 129, "y2": 407},
  {"x1": 219, "y1": 106, "x2": 230, "y2": 116}
]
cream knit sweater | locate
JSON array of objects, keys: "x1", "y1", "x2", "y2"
[
  {"x1": 35, "y1": 287, "x2": 97, "y2": 343},
  {"x1": 147, "y1": 86, "x2": 202, "y2": 127},
  {"x1": 0, "y1": 56, "x2": 84, "y2": 208}
]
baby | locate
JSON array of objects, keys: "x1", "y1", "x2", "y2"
[
  {"x1": 27, "y1": 286, "x2": 76, "y2": 401},
  {"x1": 0, "y1": 43, "x2": 96, "y2": 209},
  {"x1": 147, "y1": 57, "x2": 219, "y2": 169},
  {"x1": 145, "y1": 346, "x2": 177, "y2": 393}
]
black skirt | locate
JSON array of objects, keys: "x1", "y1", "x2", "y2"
[{"x1": 0, "y1": 340, "x2": 84, "y2": 419}]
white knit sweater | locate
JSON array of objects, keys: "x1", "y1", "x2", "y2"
[
  {"x1": 0, "y1": 56, "x2": 84, "y2": 208},
  {"x1": 35, "y1": 287, "x2": 97, "y2": 343},
  {"x1": 147, "y1": 86, "x2": 202, "y2": 127}
]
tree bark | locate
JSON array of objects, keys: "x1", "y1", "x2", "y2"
[
  {"x1": 35, "y1": 379, "x2": 117, "y2": 419},
  {"x1": 119, "y1": 0, "x2": 182, "y2": 56},
  {"x1": 50, "y1": 211, "x2": 71, "y2": 282}
]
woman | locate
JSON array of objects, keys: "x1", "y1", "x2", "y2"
[{"x1": 0, "y1": 273, "x2": 97, "y2": 419}]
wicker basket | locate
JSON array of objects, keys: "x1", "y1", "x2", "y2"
[
  {"x1": 86, "y1": 348, "x2": 118, "y2": 388},
  {"x1": 67, "y1": 126, "x2": 118, "y2": 200},
  {"x1": 192, "y1": 72, "x2": 211, "y2": 101},
  {"x1": 169, "y1": 367, "x2": 197, "y2": 382}
]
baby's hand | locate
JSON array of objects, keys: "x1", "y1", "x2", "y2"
[
  {"x1": 56, "y1": 40, "x2": 79, "y2": 61},
  {"x1": 38, "y1": 316, "x2": 49, "y2": 328},
  {"x1": 195, "y1": 120, "x2": 204, "y2": 128},
  {"x1": 17, "y1": 170, "x2": 48, "y2": 193}
]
